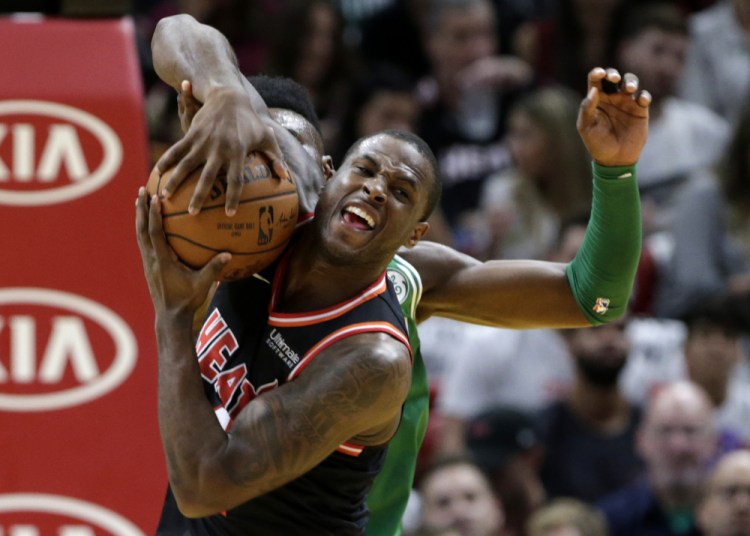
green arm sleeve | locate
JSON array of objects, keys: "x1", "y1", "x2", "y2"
[{"x1": 566, "y1": 162, "x2": 642, "y2": 325}]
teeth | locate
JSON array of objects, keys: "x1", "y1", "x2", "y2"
[{"x1": 345, "y1": 206, "x2": 375, "y2": 228}]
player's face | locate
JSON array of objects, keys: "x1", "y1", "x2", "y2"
[{"x1": 314, "y1": 133, "x2": 431, "y2": 264}]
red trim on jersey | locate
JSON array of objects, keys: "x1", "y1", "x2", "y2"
[
  {"x1": 336, "y1": 441, "x2": 364, "y2": 457},
  {"x1": 268, "y1": 252, "x2": 389, "y2": 326},
  {"x1": 296, "y1": 212, "x2": 315, "y2": 226},
  {"x1": 287, "y1": 321, "x2": 411, "y2": 381}
]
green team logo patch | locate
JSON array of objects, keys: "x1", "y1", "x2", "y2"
[{"x1": 387, "y1": 269, "x2": 409, "y2": 305}]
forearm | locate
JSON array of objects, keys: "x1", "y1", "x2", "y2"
[
  {"x1": 566, "y1": 163, "x2": 642, "y2": 325},
  {"x1": 151, "y1": 14, "x2": 244, "y2": 99},
  {"x1": 155, "y1": 312, "x2": 234, "y2": 515}
]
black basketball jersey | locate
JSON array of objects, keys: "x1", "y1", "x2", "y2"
[{"x1": 156, "y1": 250, "x2": 411, "y2": 536}]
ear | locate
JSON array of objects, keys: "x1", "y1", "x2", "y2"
[
  {"x1": 321, "y1": 155, "x2": 335, "y2": 179},
  {"x1": 404, "y1": 222, "x2": 429, "y2": 249}
]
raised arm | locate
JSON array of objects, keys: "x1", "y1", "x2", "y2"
[
  {"x1": 151, "y1": 14, "x2": 317, "y2": 215},
  {"x1": 135, "y1": 188, "x2": 410, "y2": 516},
  {"x1": 408, "y1": 67, "x2": 650, "y2": 328}
]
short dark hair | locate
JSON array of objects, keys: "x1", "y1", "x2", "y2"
[
  {"x1": 343, "y1": 129, "x2": 441, "y2": 221},
  {"x1": 619, "y1": 2, "x2": 688, "y2": 43},
  {"x1": 247, "y1": 74, "x2": 321, "y2": 133},
  {"x1": 680, "y1": 295, "x2": 750, "y2": 337}
]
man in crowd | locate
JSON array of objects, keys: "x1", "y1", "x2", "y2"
[
  {"x1": 697, "y1": 449, "x2": 750, "y2": 536},
  {"x1": 598, "y1": 381, "x2": 718, "y2": 536}
]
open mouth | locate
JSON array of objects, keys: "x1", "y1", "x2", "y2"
[{"x1": 342, "y1": 205, "x2": 375, "y2": 230}]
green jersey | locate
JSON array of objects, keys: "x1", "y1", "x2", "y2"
[{"x1": 366, "y1": 255, "x2": 429, "y2": 536}]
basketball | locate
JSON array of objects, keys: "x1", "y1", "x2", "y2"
[{"x1": 146, "y1": 152, "x2": 299, "y2": 281}]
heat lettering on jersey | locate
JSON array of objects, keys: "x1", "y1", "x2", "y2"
[{"x1": 196, "y1": 308, "x2": 278, "y2": 423}]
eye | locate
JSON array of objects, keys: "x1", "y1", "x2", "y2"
[
  {"x1": 392, "y1": 187, "x2": 409, "y2": 200},
  {"x1": 355, "y1": 165, "x2": 374, "y2": 176}
]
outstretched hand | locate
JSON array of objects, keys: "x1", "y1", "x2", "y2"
[
  {"x1": 135, "y1": 187, "x2": 230, "y2": 318},
  {"x1": 577, "y1": 67, "x2": 652, "y2": 167},
  {"x1": 154, "y1": 81, "x2": 289, "y2": 216}
]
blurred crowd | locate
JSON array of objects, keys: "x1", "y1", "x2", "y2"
[{"x1": 131, "y1": 0, "x2": 750, "y2": 534}]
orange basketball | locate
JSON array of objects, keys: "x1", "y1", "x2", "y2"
[{"x1": 146, "y1": 152, "x2": 299, "y2": 281}]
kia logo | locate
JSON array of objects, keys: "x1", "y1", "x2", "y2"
[
  {"x1": 0, "y1": 493, "x2": 145, "y2": 535},
  {"x1": 0, "y1": 288, "x2": 137, "y2": 411},
  {"x1": 0, "y1": 100, "x2": 122, "y2": 206}
]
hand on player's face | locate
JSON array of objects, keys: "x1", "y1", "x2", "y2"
[
  {"x1": 576, "y1": 67, "x2": 652, "y2": 167},
  {"x1": 135, "y1": 187, "x2": 230, "y2": 316},
  {"x1": 156, "y1": 81, "x2": 290, "y2": 218}
]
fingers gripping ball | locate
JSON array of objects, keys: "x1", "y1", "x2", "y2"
[{"x1": 146, "y1": 153, "x2": 299, "y2": 281}]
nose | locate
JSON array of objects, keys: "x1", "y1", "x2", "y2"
[{"x1": 363, "y1": 176, "x2": 387, "y2": 205}]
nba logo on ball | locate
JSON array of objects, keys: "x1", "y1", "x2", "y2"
[
  {"x1": 147, "y1": 152, "x2": 299, "y2": 281},
  {"x1": 258, "y1": 206, "x2": 274, "y2": 246}
]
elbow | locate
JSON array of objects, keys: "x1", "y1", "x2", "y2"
[{"x1": 153, "y1": 14, "x2": 196, "y2": 46}]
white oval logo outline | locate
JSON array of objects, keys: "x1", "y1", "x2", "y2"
[
  {"x1": 0, "y1": 100, "x2": 123, "y2": 206},
  {"x1": 0, "y1": 493, "x2": 145, "y2": 535},
  {"x1": 0, "y1": 288, "x2": 137, "y2": 411}
]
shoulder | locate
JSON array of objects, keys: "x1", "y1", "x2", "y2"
[
  {"x1": 388, "y1": 254, "x2": 424, "y2": 316},
  {"x1": 668, "y1": 98, "x2": 730, "y2": 134},
  {"x1": 689, "y1": 1, "x2": 733, "y2": 37},
  {"x1": 319, "y1": 332, "x2": 411, "y2": 377},
  {"x1": 397, "y1": 241, "x2": 479, "y2": 293},
  {"x1": 596, "y1": 481, "x2": 654, "y2": 522},
  {"x1": 312, "y1": 332, "x2": 412, "y2": 407}
]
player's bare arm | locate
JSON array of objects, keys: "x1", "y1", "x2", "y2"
[
  {"x1": 135, "y1": 188, "x2": 410, "y2": 517},
  {"x1": 400, "y1": 242, "x2": 586, "y2": 328},
  {"x1": 404, "y1": 67, "x2": 650, "y2": 328},
  {"x1": 151, "y1": 14, "x2": 294, "y2": 215}
]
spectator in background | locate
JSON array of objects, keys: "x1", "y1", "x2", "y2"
[
  {"x1": 697, "y1": 449, "x2": 750, "y2": 536},
  {"x1": 719, "y1": 103, "x2": 750, "y2": 272},
  {"x1": 681, "y1": 296, "x2": 750, "y2": 447},
  {"x1": 650, "y1": 101, "x2": 750, "y2": 319},
  {"x1": 416, "y1": 455, "x2": 506, "y2": 536},
  {"x1": 598, "y1": 381, "x2": 718, "y2": 536},
  {"x1": 614, "y1": 2, "x2": 730, "y2": 209},
  {"x1": 679, "y1": 0, "x2": 750, "y2": 129},
  {"x1": 537, "y1": 317, "x2": 644, "y2": 503},
  {"x1": 264, "y1": 0, "x2": 361, "y2": 154},
  {"x1": 357, "y1": 0, "x2": 432, "y2": 80},
  {"x1": 515, "y1": 0, "x2": 635, "y2": 95},
  {"x1": 477, "y1": 86, "x2": 592, "y2": 261},
  {"x1": 332, "y1": 62, "x2": 421, "y2": 165},
  {"x1": 466, "y1": 407, "x2": 547, "y2": 536},
  {"x1": 526, "y1": 498, "x2": 608, "y2": 536},
  {"x1": 619, "y1": 315, "x2": 688, "y2": 406},
  {"x1": 416, "y1": 0, "x2": 533, "y2": 251},
  {"x1": 432, "y1": 214, "x2": 602, "y2": 458}
]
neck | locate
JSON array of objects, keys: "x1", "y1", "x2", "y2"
[
  {"x1": 567, "y1": 380, "x2": 630, "y2": 432},
  {"x1": 278, "y1": 230, "x2": 388, "y2": 312},
  {"x1": 696, "y1": 378, "x2": 728, "y2": 408},
  {"x1": 654, "y1": 482, "x2": 704, "y2": 512}
]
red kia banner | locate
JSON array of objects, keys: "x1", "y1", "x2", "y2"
[{"x1": 0, "y1": 16, "x2": 165, "y2": 532}]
